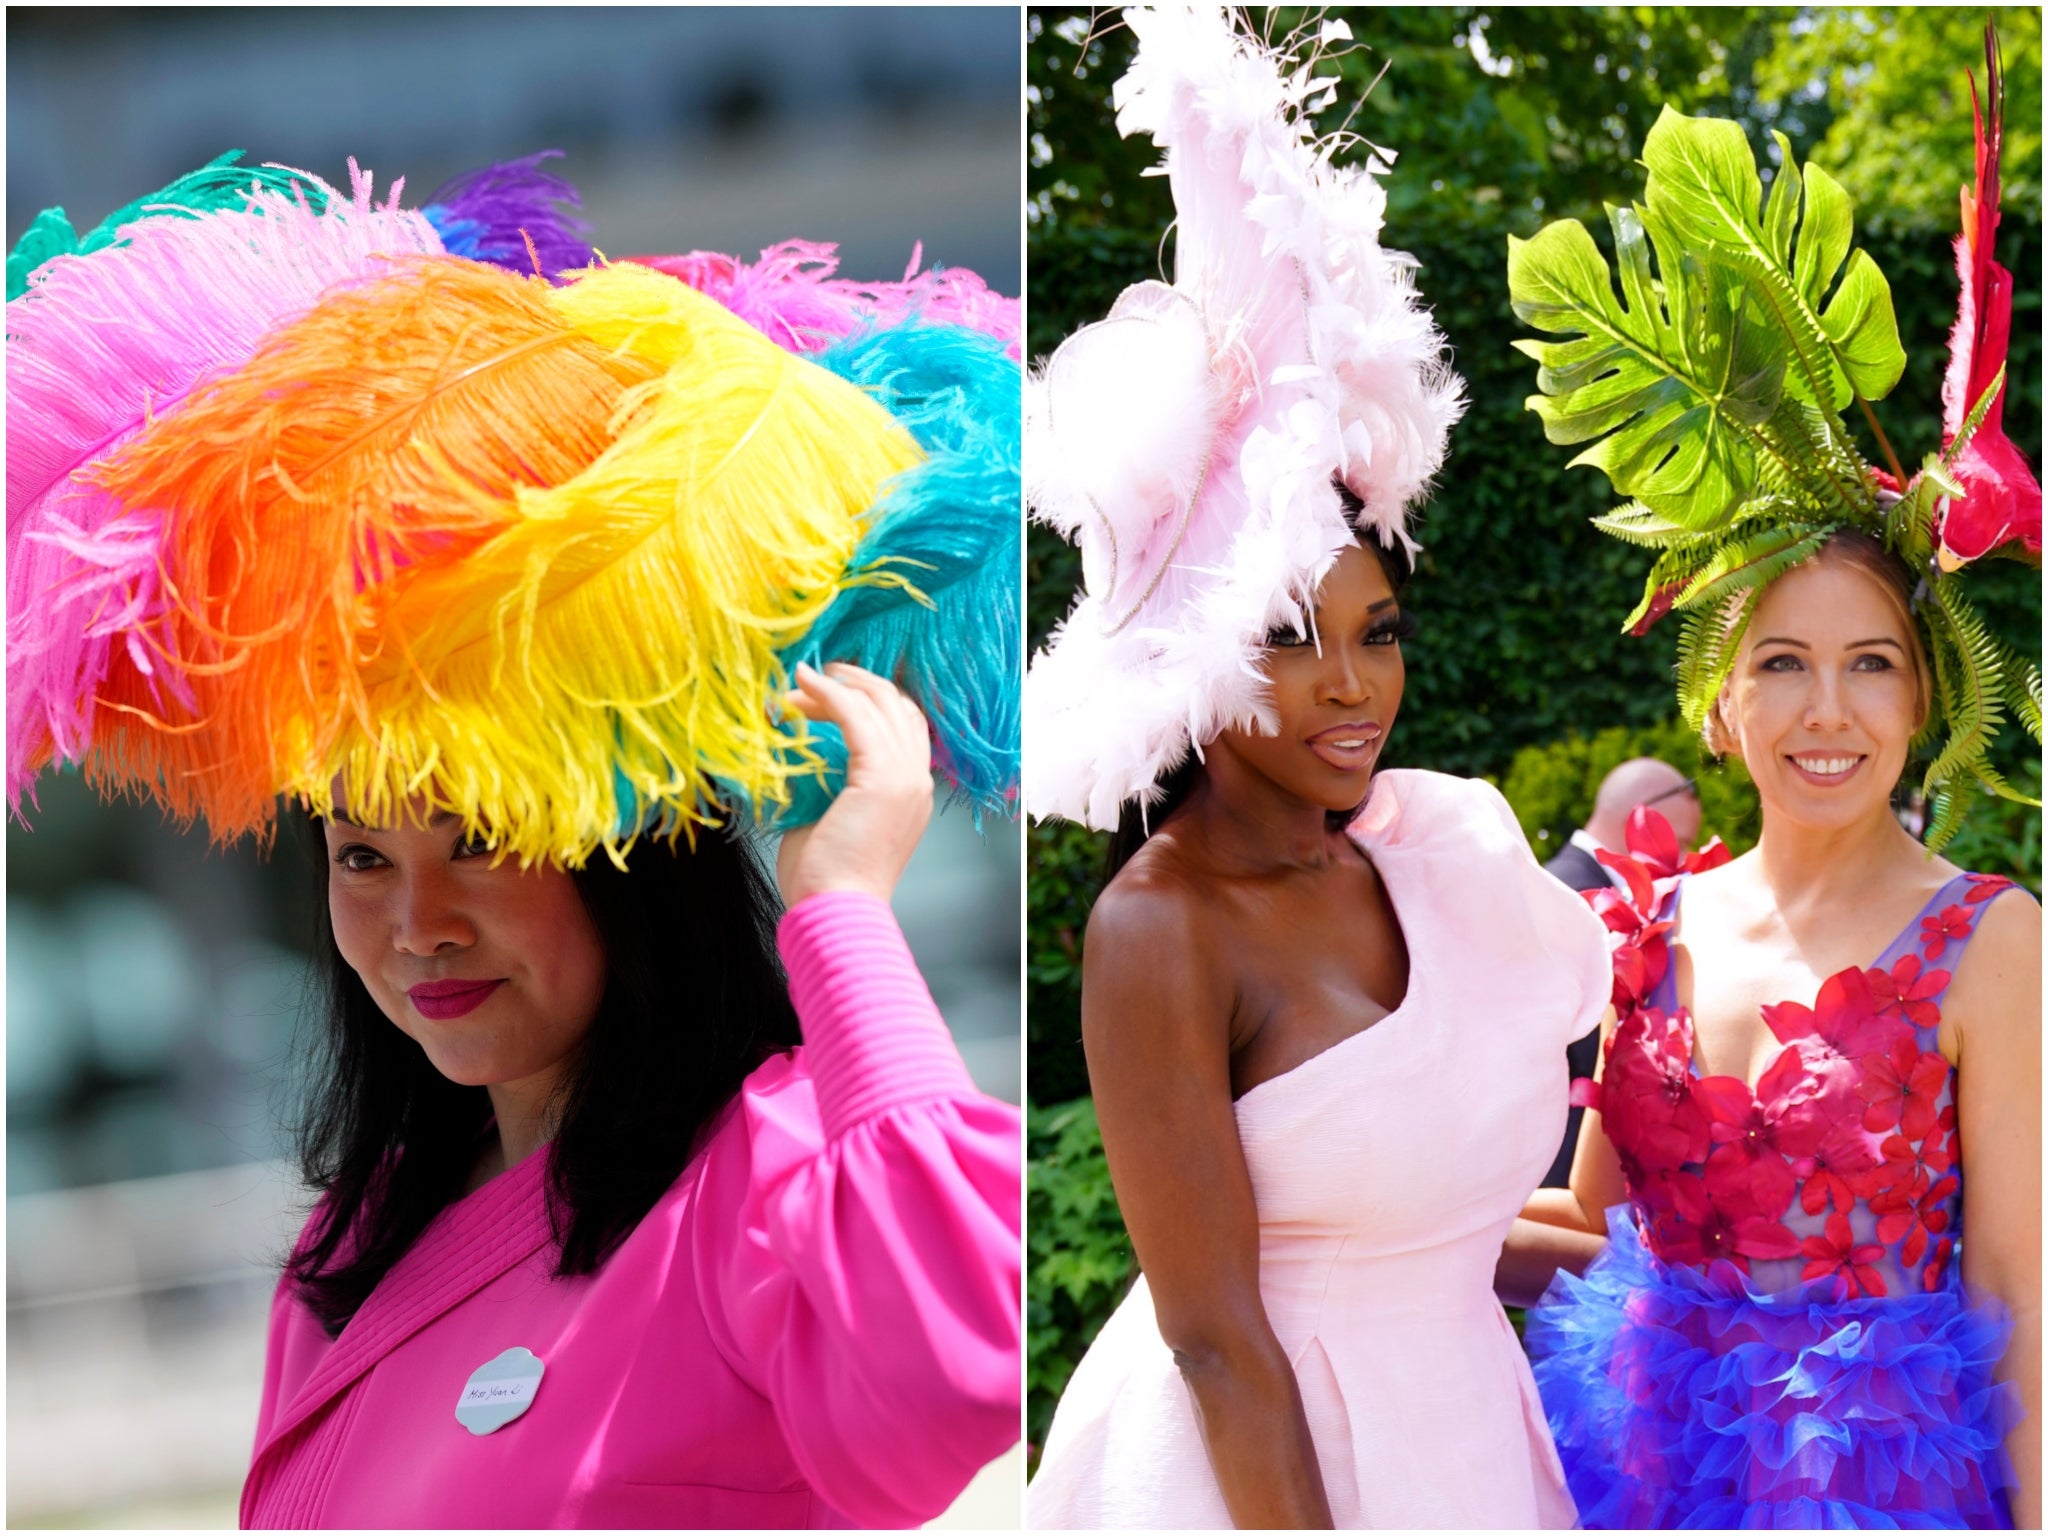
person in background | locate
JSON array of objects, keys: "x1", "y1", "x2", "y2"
[
  {"x1": 1539, "y1": 758, "x2": 1701, "y2": 1187},
  {"x1": 1542, "y1": 759, "x2": 1701, "y2": 896}
]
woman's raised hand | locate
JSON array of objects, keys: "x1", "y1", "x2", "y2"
[{"x1": 775, "y1": 662, "x2": 935, "y2": 909}]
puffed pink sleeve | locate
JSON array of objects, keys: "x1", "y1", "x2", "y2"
[
  {"x1": 1471, "y1": 775, "x2": 1614, "y2": 1044},
  {"x1": 692, "y1": 890, "x2": 1021, "y2": 1528}
]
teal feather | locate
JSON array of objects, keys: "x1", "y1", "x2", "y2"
[
  {"x1": 7, "y1": 151, "x2": 325, "y2": 301},
  {"x1": 775, "y1": 323, "x2": 1022, "y2": 828}
]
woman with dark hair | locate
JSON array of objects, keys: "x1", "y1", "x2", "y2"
[
  {"x1": 1500, "y1": 47, "x2": 2040, "y2": 1527},
  {"x1": 8, "y1": 155, "x2": 1022, "y2": 1528},
  {"x1": 1024, "y1": 12, "x2": 1611, "y2": 1528}
]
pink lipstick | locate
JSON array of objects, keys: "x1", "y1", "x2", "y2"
[
  {"x1": 1306, "y1": 720, "x2": 1383, "y2": 773},
  {"x1": 407, "y1": 979, "x2": 504, "y2": 1020}
]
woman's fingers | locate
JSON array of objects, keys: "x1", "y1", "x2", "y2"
[
  {"x1": 787, "y1": 662, "x2": 930, "y2": 773},
  {"x1": 772, "y1": 662, "x2": 935, "y2": 908}
]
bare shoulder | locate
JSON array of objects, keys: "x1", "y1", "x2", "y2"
[
  {"x1": 1080, "y1": 840, "x2": 1232, "y2": 1063},
  {"x1": 1958, "y1": 880, "x2": 2042, "y2": 974},
  {"x1": 1947, "y1": 881, "x2": 2041, "y2": 1058},
  {"x1": 1083, "y1": 839, "x2": 1217, "y2": 980}
]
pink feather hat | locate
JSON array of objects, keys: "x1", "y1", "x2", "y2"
[{"x1": 1023, "y1": 6, "x2": 1465, "y2": 831}]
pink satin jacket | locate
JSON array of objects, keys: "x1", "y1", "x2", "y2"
[{"x1": 242, "y1": 893, "x2": 1022, "y2": 1529}]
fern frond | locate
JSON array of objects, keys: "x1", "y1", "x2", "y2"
[
  {"x1": 1924, "y1": 773, "x2": 1979, "y2": 854},
  {"x1": 1919, "y1": 581, "x2": 2004, "y2": 799},
  {"x1": 1592, "y1": 501, "x2": 1692, "y2": 547},
  {"x1": 2002, "y1": 643, "x2": 2042, "y2": 742},
  {"x1": 1674, "y1": 526, "x2": 1832, "y2": 610},
  {"x1": 1674, "y1": 589, "x2": 1758, "y2": 736}
]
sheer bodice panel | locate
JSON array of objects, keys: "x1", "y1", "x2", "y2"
[{"x1": 1586, "y1": 850, "x2": 2013, "y2": 1303}]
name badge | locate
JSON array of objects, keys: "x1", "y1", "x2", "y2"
[{"x1": 455, "y1": 1346, "x2": 545, "y2": 1435}]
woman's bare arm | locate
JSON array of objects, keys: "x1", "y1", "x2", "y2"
[
  {"x1": 1082, "y1": 873, "x2": 1332, "y2": 1530},
  {"x1": 1950, "y1": 890, "x2": 2041, "y2": 1528},
  {"x1": 1496, "y1": 1009, "x2": 1625, "y2": 1307}
]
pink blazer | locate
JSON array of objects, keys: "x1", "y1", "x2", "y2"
[{"x1": 243, "y1": 893, "x2": 1022, "y2": 1529}]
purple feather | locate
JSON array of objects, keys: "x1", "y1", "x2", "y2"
[{"x1": 424, "y1": 150, "x2": 594, "y2": 282}]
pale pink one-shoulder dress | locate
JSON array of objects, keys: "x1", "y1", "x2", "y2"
[{"x1": 1028, "y1": 770, "x2": 1612, "y2": 1529}]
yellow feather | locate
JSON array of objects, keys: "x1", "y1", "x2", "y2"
[{"x1": 308, "y1": 262, "x2": 925, "y2": 867}]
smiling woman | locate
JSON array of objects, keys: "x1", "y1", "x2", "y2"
[{"x1": 1501, "y1": 36, "x2": 2041, "y2": 1524}]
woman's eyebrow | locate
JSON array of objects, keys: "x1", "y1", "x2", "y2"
[
  {"x1": 1368, "y1": 597, "x2": 1396, "y2": 614},
  {"x1": 326, "y1": 810, "x2": 462, "y2": 832}
]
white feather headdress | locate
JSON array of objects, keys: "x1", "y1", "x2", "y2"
[{"x1": 1024, "y1": 5, "x2": 1465, "y2": 831}]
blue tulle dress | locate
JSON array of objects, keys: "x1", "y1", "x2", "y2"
[{"x1": 1527, "y1": 821, "x2": 2024, "y2": 1529}]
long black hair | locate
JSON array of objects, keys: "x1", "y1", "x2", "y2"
[
  {"x1": 285, "y1": 816, "x2": 800, "y2": 1336},
  {"x1": 1106, "y1": 492, "x2": 1414, "y2": 880}
]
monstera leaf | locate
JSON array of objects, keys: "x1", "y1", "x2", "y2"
[
  {"x1": 1509, "y1": 109, "x2": 1905, "y2": 535},
  {"x1": 1641, "y1": 111, "x2": 1906, "y2": 411}
]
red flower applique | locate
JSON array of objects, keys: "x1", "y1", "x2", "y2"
[
  {"x1": 1599, "y1": 1007, "x2": 1713, "y2": 1172},
  {"x1": 1695, "y1": 1047, "x2": 1825, "y2": 1221},
  {"x1": 1922, "y1": 1235, "x2": 1957, "y2": 1292},
  {"x1": 1873, "y1": 1171, "x2": 1960, "y2": 1267},
  {"x1": 1793, "y1": 1117, "x2": 1885, "y2": 1216},
  {"x1": 1963, "y1": 873, "x2": 2014, "y2": 905},
  {"x1": 1607, "y1": 805, "x2": 1733, "y2": 882},
  {"x1": 1865, "y1": 1102, "x2": 1958, "y2": 1198},
  {"x1": 1799, "y1": 1212, "x2": 1888, "y2": 1298},
  {"x1": 1762, "y1": 967, "x2": 1911, "y2": 1063},
  {"x1": 1651, "y1": 1170, "x2": 1801, "y2": 1273},
  {"x1": 1683, "y1": 839, "x2": 1734, "y2": 875},
  {"x1": 1858, "y1": 1037, "x2": 1950, "y2": 1139},
  {"x1": 1591, "y1": 907, "x2": 1673, "y2": 1010},
  {"x1": 1864, "y1": 954, "x2": 1950, "y2": 1029},
  {"x1": 1919, "y1": 905, "x2": 1975, "y2": 960}
]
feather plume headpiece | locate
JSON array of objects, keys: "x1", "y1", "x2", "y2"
[
  {"x1": 7, "y1": 159, "x2": 442, "y2": 806},
  {"x1": 631, "y1": 240, "x2": 1021, "y2": 359},
  {"x1": 1508, "y1": 20, "x2": 2039, "y2": 850},
  {"x1": 8, "y1": 158, "x2": 1023, "y2": 866},
  {"x1": 1023, "y1": 5, "x2": 1466, "y2": 832}
]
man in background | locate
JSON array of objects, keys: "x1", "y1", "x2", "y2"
[{"x1": 1541, "y1": 757, "x2": 1701, "y2": 1187}]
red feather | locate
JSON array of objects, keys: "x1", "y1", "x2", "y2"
[{"x1": 1935, "y1": 23, "x2": 2040, "y2": 569}]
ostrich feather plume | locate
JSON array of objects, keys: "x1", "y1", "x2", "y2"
[
  {"x1": 778, "y1": 321, "x2": 1022, "y2": 826},
  {"x1": 423, "y1": 150, "x2": 596, "y2": 283},
  {"x1": 6, "y1": 162, "x2": 442, "y2": 810},
  {"x1": 6, "y1": 150, "x2": 328, "y2": 302},
  {"x1": 318, "y1": 263, "x2": 926, "y2": 867},
  {"x1": 75, "y1": 257, "x2": 658, "y2": 841},
  {"x1": 1025, "y1": 5, "x2": 1464, "y2": 830},
  {"x1": 632, "y1": 240, "x2": 1021, "y2": 359}
]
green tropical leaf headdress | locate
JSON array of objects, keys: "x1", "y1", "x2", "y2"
[{"x1": 1508, "y1": 89, "x2": 2041, "y2": 851}]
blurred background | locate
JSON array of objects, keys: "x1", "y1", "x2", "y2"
[
  {"x1": 1025, "y1": 4, "x2": 2042, "y2": 1464},
  {"x1": 7, "y1": 5, "x2": 1021, "y2": 1527}
]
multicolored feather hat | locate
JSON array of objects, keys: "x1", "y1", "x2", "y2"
[
  {"x1": 1023, "y1": 5, "x2": 1466, "y2": 832},
  {"x1": 1508, "y1": 23, "x2": 2040, "y2": 850},
  {"x1": 8, "y1": 152, "x2": 1021, "y2": 866}
]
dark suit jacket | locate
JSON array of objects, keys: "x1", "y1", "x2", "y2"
[
  {"x1": 1541, "y1": 834, "x2": 1612, "y2": 1187},
  {"x1": 1543, "y1": 837, "x2": 1610, "y2": 894}
]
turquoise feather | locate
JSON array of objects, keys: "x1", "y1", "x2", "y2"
[{"x1": 776, "y1": 323, "x2": 1022, "y2": 828}]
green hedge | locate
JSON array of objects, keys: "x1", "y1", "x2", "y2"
[{"x1": 1027, "y1": 1096, "x2": 1133, "y2": 1463}]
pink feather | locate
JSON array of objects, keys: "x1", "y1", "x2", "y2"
[
  {"x1": 629, "y1": 240, "x2": 1020, "y2": 359},
  {"x1": 6, "y1": 162, "x2": 442, "y2": 810},
  {"x1": 1934, "y1": 27, "x2": 2040, "y2": 569}
]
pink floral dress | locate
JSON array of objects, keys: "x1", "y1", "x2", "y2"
[{"x1": 1527, "y1": 808, "x2": 2024, "y2": 1528}]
